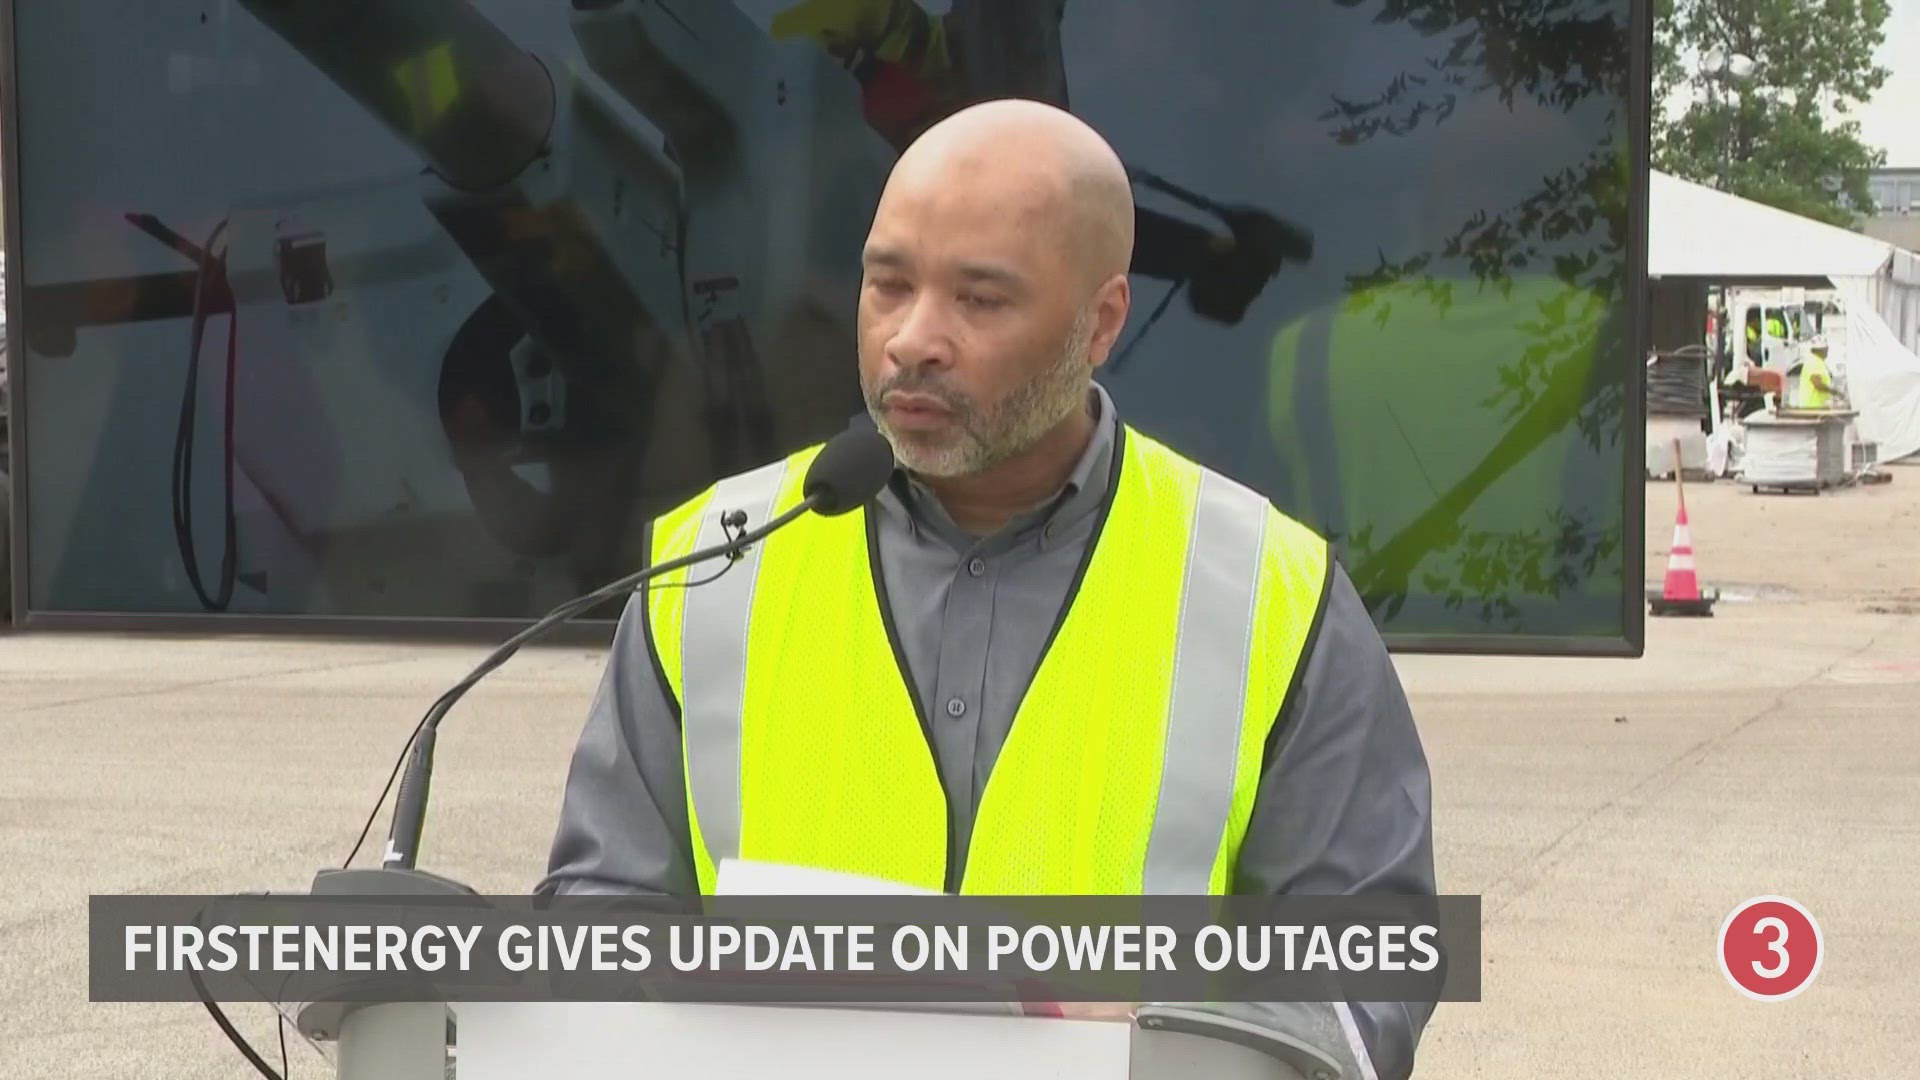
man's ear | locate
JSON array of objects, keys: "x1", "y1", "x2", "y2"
[{"x1": 1086, "y1": 272, "x2": 1133, "y2": 370}]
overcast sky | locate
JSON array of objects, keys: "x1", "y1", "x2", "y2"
[{"x1": 1859, "y1": 0, "x2": 1920, "y2": 165}]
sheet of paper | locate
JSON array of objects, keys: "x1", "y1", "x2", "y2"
[{"x1": 714, "y1": 858, "x2": 944, "y2": 896}]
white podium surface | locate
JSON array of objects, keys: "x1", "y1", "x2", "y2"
[
  {"x1": 437, "y1": 870, "x2": 1325, "y2": 1078},
  {"x1": 454, "y1": 1002, "x2": 1132, "y2": 1079},
  {"x1": 451, "y1": 1002, "x2": 1320, "y2": 1080}
]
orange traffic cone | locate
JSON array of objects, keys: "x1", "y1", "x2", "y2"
[{"x1": 1650, "y1": 443, "x2": 1718, "y2": 617}]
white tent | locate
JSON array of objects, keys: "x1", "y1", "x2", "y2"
[
  {"x1": 1648, "y1": 170, "x2": 1920, "y2": 462},
  {"x1": 1648, "y1": 170, "x2": 1897, "y2": 281}
]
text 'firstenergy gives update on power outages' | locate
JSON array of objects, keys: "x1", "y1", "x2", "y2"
[{"x1": 124, "y1": 922, "x2": 1444, "y2": 976}]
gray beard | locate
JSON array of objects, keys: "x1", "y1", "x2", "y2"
[{"x1": 868, "y1": 308, "x2": 1095, "y2": 479}]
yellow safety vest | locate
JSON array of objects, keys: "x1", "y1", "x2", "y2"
[
  {"x1": 645, "y1": 426, "x2": 1329, "y2": 895},
  {"x1": 1798, "y1": 355, "x2": 1834, "y2": 409},
  {"x1": 771, "y1": 0, "x2": 951, "y2": 75}
]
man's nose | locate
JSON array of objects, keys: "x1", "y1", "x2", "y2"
[{"x1": 886, "y1": 295, "x2": 956, "y2": 371}]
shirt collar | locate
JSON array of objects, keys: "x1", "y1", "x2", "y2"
[{"x1": 879, "y1": 381, "x2": 1120, "y2": 551}]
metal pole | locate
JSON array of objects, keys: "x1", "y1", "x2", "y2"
[
  {"x1": 1725, "y1": 84, "x2": 1738, "y2": 191},
  {"x1": 1712, "y1": 71, "x2": 1728, "y2": 189}
]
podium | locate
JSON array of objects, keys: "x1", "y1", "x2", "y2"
[
  {"x1": 275, "y1": 868, "x2": 1351, "y2": 1079},
  {"x1": 302, "y1": 1000, "x2": 1345, "y2": 1080}
]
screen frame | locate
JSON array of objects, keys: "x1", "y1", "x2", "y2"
[{"x1": 1, "y1": 0, "x2": 1651, "y2": 656}]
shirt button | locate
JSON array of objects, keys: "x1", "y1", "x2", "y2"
[
  {"x1": 945, "y1": 697, "x2": 967, "y2": 718},
  {"x1": 967, "y1": 557, "x2": 987, "y2": 577}
]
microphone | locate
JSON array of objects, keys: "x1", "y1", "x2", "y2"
[
  {"x1": 358, "y1": 424, "x2": 894, "y2": 883},
  {"x1": 804, "y1": 418, "x2": 898, "y2": 515}
]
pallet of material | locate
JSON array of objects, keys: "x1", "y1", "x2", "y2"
[{"x1": 1740, "y1": 413, "x2": 1847, "y2": 493}]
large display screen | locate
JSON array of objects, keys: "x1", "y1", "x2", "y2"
[{"x1": 4, "y1": 0, "x2": 1645, "y2": 651}]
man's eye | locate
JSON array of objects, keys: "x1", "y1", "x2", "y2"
[
  {"x1": 869, "y1": 278, "x2": 911, "y2": 295},
  {"x1": 961, "y1": 294, "x2": 1006, "y2": 311}
]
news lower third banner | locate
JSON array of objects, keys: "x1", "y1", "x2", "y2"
[{"x1": 92, "y1": 895, "x2": 1480, "y2": 1004}]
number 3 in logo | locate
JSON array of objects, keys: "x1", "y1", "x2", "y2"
[
  {"x1": 1719, "y1": 896, "x2": 1822, "y2": 1001},
  {"x1": 1750, "y1": 916, "x2": 1791, "y2": 980}
]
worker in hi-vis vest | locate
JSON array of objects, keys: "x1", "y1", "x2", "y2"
[
  {"x1": 1796, "y1": 337, "x2": 1840, "y2": 409},
  {"x1": 1745, "y1": 308, "x2": 1790, "y2": 362},
  {"x1": 541, "y1": 101, "x2": 1436, "y2": 1080},
  {"x1": 1267, "y1": 273, "x2": 1615, "y2": 632}
]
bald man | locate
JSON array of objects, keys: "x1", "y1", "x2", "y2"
[{"x1": 541, "y1": 101, "x2": 1435, "y2": 1080}]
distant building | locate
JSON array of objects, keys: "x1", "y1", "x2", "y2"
[{"x1": 1865, "y1": 166, "x2": 1920, "y2": 251}]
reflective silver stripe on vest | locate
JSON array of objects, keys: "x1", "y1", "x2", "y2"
[
  {"x1": 1143, "y1": 470, "x2": 1270, "y2": 893},
  {"x1": 681, "y1": 457, "x2": 794, "y2": 868}
]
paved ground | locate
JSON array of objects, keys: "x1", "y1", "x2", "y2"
[{"x1": 3, "y1": 465, "x2": 1917, "y2": 1078}]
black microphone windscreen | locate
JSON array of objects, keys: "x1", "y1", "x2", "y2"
[{"x1": 803, "y1": 425, "x2": 896, "y2": 516}]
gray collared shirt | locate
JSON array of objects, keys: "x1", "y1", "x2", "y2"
[
  {"x1": 539, "y1": 382, "x2": 1436, "y2": 1079},
  {"x1": 874, "y1": 385, "x2": 1120, "y2": 872}
]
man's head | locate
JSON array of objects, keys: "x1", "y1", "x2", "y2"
[{"x1": 857, "y1": 98, "x2": 1134, "y2": 477}]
